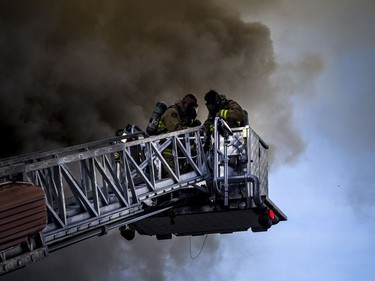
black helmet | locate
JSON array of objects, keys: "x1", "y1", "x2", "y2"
[
  {"x1": 183, "y1": 94, "x2": 198, "y2": 108},
  {"x1": 204, "y1": 90, "x2": 220, "y2": 105},
  {"x1": 182, "y1": 94, "x2": 198, "y2": 119}
]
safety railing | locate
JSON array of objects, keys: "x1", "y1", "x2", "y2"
[{"x1": 211, "y1": 117, "x2": 269, "y2": 207}]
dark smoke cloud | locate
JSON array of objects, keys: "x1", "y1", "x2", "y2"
[
  {"x1": 1, "y1": 0, "x2": 303, "y2": 280},
  {"x1": 0, "y1": 0, "x2": 303, "y2": 162}
]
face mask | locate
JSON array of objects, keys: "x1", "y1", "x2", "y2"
[
  {"x1": 206, "y1": 104, "x2": 217, "y2": 114},
  {"x1": 186, "y1": 106, "x2": 197, "y2": 119}
]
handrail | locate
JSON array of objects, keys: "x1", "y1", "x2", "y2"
[{"x1": 212, "y1": 117, "x2": 265, "y2": 208}]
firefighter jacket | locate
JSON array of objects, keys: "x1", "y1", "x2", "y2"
[
  {"x1": 204, "y1": 99, "x2": 245, "y2": 132},
  {"x1": 157, "y1": 102, "x2": 194, "y2": 134}
]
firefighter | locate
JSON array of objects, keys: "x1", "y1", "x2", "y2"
[
  {"x1": 203, "y1": 89, "x2": 245, "y2": 131},
  {"x1": 157, "y1": 94, "x2": 200, "y2": 134},
  {"x1": 203, "y1": 90, "x2": 245, "y2": 151},
  {"x1": 157, "y1": 94, "x2": 201, "y2": 177}
]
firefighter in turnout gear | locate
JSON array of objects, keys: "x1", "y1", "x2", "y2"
[
  {"x1": 203, "y1": 90, "x2": 245, "y2": 152},
  {"x1": 157, "y1": 94, "x2": 200, "y2": 134},
  {"x1": 203, "y1": 90, "x2": 245, "y2": 132},
  {"x1": 157, "y1": 94, "x2": 201, "y2": 177}
]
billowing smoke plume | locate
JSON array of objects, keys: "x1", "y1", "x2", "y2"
[
  {"x1": 0, "y1": 0, "x2": 303, "y2": 163},
  {"x1": 1, "y1": 0, "x2": 304, "y2": 280}
]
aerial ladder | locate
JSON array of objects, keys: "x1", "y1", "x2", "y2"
[{"x1": 0, "y1": 118, "x2": 287, "y2": 275}]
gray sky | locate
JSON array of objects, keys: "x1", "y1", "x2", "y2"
[{"x1": 2, "y1": 0, "x2": 375, "y2": 280}]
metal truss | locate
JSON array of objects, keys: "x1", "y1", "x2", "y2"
[
  {"x1": 0, "y1": 126, "x2": 209, "y2": 249},
  {"x1": 0, "y1": 119, "x2": 271, "y2": 250},
  {"x1": 1, "y1": 120, "x2": 284, "y2": 275}
]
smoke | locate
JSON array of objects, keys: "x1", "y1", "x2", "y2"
[
  {"x1": 0, "y1": 0, "x2": 304, "y2": 161},
  {"x1": 1, "y1": 0, "x2": 305, "y2": 280},
  {"x1": 3, "y1": 231, "x2": 221, "y2": 281}
]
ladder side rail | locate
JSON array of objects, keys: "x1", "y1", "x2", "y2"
[
  {"x1": 2, "y1": 125, "x2": 207, "y2": 211},
  {"x1": 25, "y1": 150, "x2": 134, "y2": 236},
  {"x1": 116, "y1": 126, "x2": 209, "y2": 198},
  {"x1": 0, "y1": 141, "x2": 97, "y2": 167},
  {"x1": 0, "y1": 126, "x2": 204, "y2": 179},
  {"x1": 1, "y1": 126, "x2": 209, "y2": 244},
  {"x1": 39, "y1": 148, "x2": 147, "y2": 241},
  {"x1": 0, "y1": 133, "x2": 147, "y2": 168},
  {"x1": 125, "y1": 128, "x2": 208, "y2": 189},
  {"x1": 0, "y1": 126, "x2": 211, "y2": 273},
  {"x1": 42, "y1": 130, "x2": 212, "y2": 243}
]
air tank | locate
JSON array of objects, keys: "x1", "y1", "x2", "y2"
[{"x1": 146, "y1": 101, "x2": 168, "y2": 135}]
